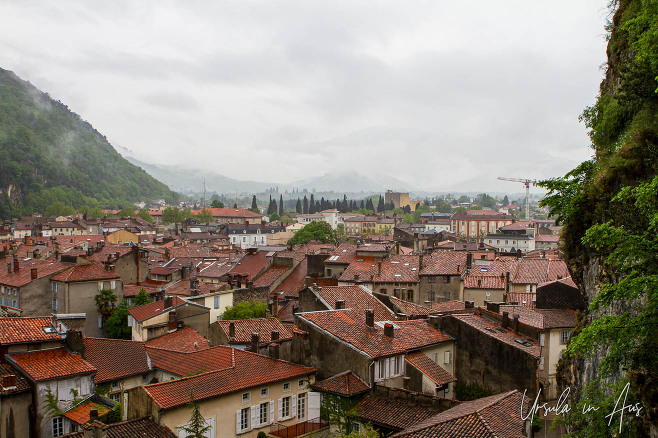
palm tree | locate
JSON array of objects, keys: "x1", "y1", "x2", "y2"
[{"x1": 95, "y1": 289, "x2": 118, "y2": 334}]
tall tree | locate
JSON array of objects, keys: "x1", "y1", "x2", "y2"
[
  {"x1": 303, "y1": 195, "x2": 308, "y2": 214},
  {"x1": 309, "y1": 194, "x2": 315, "y2": 213},
  {"x1": 296, "y1": 198, "x2": 302, "y2": 214},
  {"x1": 376, "y1": 195, "x2": 384, "y2": 213},
  {"x1": 251, "y1": 195, "x2": 257, "y2": 210},
  {"x1": 95, "y1": 289, "x2": 118, "y2": 335},
  {"x1": 178, "y1": 391, "x2": 211, "y2": 438},
  {"x1": 279, "y1": 195, "x2": 284, "y2": 216}
]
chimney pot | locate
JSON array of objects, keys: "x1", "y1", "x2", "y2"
[
  {"x1": 365, "y1": 309, "x2": 374, "y2": 328},
  {"x1": 271, "y1": 330, "x2": 279, "y2": 341},
  {"x1": 167, "y1": 311, "x2": 177, "y2": 331},
  {"x1": 384, "y1": 322, "x2": 394, "y2": 338},
  {"x1": 251, "y1": 332, "x2": 260, "y2": 352},
  {"x1": 229, "y1": 322, "x2": 235, "y2": 338},
  {"x1": 502, "y1": 311, "x2": 510, "y2": 328},
  {"x1": 31, "y1": 267, "x2": 38, "y2": 280},
  {"x1": 13, "y1": 257, "x2": 19, "y2": 273},
  {"x1": 513, "y1": 314, "x2": 520, "y2": 333}
]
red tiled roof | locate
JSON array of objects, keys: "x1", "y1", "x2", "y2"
[
  {"x1": 388, "y1": 296, "x2": 434, "y2": 317},
  {"x1": 535, "y1": 234, "x2": 560, "y2": 243},
  {"x1": 253, "y1": 265, "x2": 291, "y2": 287},
  {"x1": 316, "y1": 285, "x2": 396, "y2": 322},
  {"x1": 197, "y1": 259, "x2": 233, "y2": 279},
  {"x1": 0, "y1": 259, "x2": 69, "y2": 287},
  {"x1": 405, "y1": 352, "x2": 456, "y2": 386},
  {"x1": 51, "y1": 262, "x2": 120, "y2": 283},
  {"x1": 86, "y1": 245, "x2": 133, "y2": 263},
  {"x1": 463, "y1": 275, "x2": 505, "y2": 289},
  {"x1": 215, "y1": 318, "x2": 294, "y2": 344},
  {"x1": 146, "y1": 345, "x2": 234, "y2": 376},
  {"x1": 143, "y1": 348, "x2": 315, "y2": 410},
  {"x1": 228, "y1": 251, "x2": 269, "y2": 280},
  {"x1": 150, "y1": 266, "x2": 177, "y2": 276},
  {"x1": 0, "y1": 316, "x2": 61, "y2": 345},
  {"x1": 83, "y1": 338, "x2": 151, "y2": 383},
  {"x1": 298, "y1": 310, "x2": 453, "y2": 358},
  {"x1": 430, "y1": 301, "x2": 466, "y2": 313},
  {"x1": 419, "y1": 252, "x2": 467, "y2": 276},
  {"x1": 128, "y1": 297, "x2": 187, "y2": 322},
  {"x1": 122, "y1": 283, "x2": 162, "y2": 298},
  {"x1": 340, "y1": 255, "x2": 420, "y2": 284},
  {"x1": 537, "y1": 277, "x2": 577, "y2": 289},
  {"x1": 310, "y1": 371, "x2": 370, "y2": 396},
  {"x1": 356, "y1": 395, "x2": 440, "y2": 431},
  {"x1": 497, "y1": 306, "x2": 576, "y2": 330},
  {"x1": 64, "y1": 400, "x2": 111, "y2": 425},
  {"x1": 63, "y1": 417, "x2": 177, "y2": 438},
  {"x1": 273, "y1": 258, "x2": 308, "y2": 298},
  {"x1": 145, "y1": 327, "x2": 210, "y2": 352},
  {"x1": 450, "y1": 314, "x2": 540, "y2": 358},
  {"x1": 512, "y1": 258, "x2": 569, "y2": 285},
  {"x1": 9, "y1": 348, "x2": 96, "y2": 381},
  {"x1": 277, "y1": 300, "x2": 296, "y2": 324},
  {"x1": 0, "y1": 362, "x2": 30, "y2": 395},
  {"x1": 392, "y1": 391, "x2": 528, "y2": 438},
  {"x1": 325, "y1": 243, "x2": 357, "y2": 265},
  {"x1": 190, "y1": 208, "x2": 262, "y2": 218}
]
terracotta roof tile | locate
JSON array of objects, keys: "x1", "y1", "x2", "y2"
[
  {"x1": 0, "y1": 316, "x2": 61, "y2": 345},
  {"x1": 215, "y1": 318, "x2": 294, "y2": 344},
  {"x1": 316, "y1": 285, "x2": 396, "y2": 321},
  {"x1": 450, "y1": 314, "x2": 540, "y2": 358},
  {"x1": 122, "y1": 283, "x2": 162, "y2": 298},
  {"x1": 298, "y1": 310, "x2": 453, "y2": 358},
  {"x1": 0, "y1": 362, "x2": 30, "y2": 395},
  {"x1": 512, "y1": 258, "x2": 569, "y2": 285},
  {"x1": 340, "y1": 255, "x2": 420, "y2": 284},
  {"x1": 356, "y1": 395, "x2": 440, "y2": 430},
  {"x1": 419, "y1": 252, "x2": 467, "y2": 276},
  {"x1": 128, "y1": 297, "x2": 187, "y2": 322},
  {"x1": 310, "y1": 371, "x2": 370, "y2": 396},
  {"x1": 388, "y1": 296, "x2": 434, "y2": 317},
  {"x1": 0, "y1": 259, "x2": 69, "y2": 287},
  {"x1": 63, "y1": 417, "x2": 177, "y2": 438},
  {"x1": 51, "y1": 262, "x2": 120, "y2": 283},
  {"x1": 430, "y1": 301, "x2": 466, "y2": 313},
  {"x1": 325, "y1": 243, "x2": 357, "y2": 265},
  {"x1": 228, "y1": 251, "x2": 270, "y2": 280},
  {"x1": 143, "y1": 348, "x2": 316, "y2": 410},
  {"x1": 405, "y1": 352, "x2": 456, "y2": 386},
  {"x1": 64, "y1": 400, "x2": 111, "y2": 425},
  {"x1": 392, "y1": 391, "x2": 528, "y2": 438},
  {"x1": 86, "y1": 246, "x2": 133, "y2": 263},
  {"x1": 9, "y1": 348, "x2": 96, "y2": 381},
  {"x1": 83, "y1": 338, "x2": 151, "y2": 383},
  {"x1": 497, "y1": 306, "x2": 576, "y2": 330},
  {"x1": 145, "y1": 327, "x2": 210, "y2": 352},
  {"x1": 253, "y1": 265, "x2": 291, "y2": 287},
  {"x1": 273, "y1": 258, "x2": 308, "y2": 298},
  {"x1": 145, "y1": 345, "x2": 234, "y2": 376}
]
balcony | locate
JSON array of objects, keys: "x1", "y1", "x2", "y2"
[{"x1": 269, "y1": 416, "x2": 329, "y2": 438}]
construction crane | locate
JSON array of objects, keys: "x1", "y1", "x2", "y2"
[{"x1": 497, "y1": 177, "x2": 537, "y2": 219}]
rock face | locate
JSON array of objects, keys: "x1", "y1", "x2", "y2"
[{"x1": 548, "y1": 1, "x2": 658, "y2": 436}]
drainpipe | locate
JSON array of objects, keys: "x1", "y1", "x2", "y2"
[{"x1": 369, "y1": 360, "x2": 375, "y2": 390}]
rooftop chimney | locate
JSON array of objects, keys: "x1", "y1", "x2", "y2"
[
  {"x1": 486, "y1": 302, "x2": 500, "y2": 313},
  {"x1": 13, "y1": 257, "x2": 19, "y2": 273},
  {"x1": 502, "y1": 311, "x2": 510, "y2": 329},
  {"x1": 466, "y1": 253, "x2": 473, "y2": 270},
  {"x1": 465, "y1": 301, "x2": 474, "y2": 309},
  {"x1": 31, "y1": 267, "x2": 38, "y2": 280},
  {"x1": 251, "y1": 332, "x2": 260, "y2": 352},
  {"x1": 377, "y1": 261, "x2": 382, "y2": 275},
  {"x1": 419, "y1": 254, "x2": 423, "y2": 271},
  {"x1": 89, "y1": 409, "x2": 99, "y2": 422},
  {"x1": 383, "y1": 322, "x2": 394, "y2": 338},
  {"x1": 513, "y1": 314, "x2": 520, "y2": 333},
  {"x1": 1, "y1": 374, "x2": 16, "y2": 389},
  {"x1": 167, "y1": 311, "x2": 177, "y2": 332},
  {"x1": 427, "y1": 315, "x2": 439, "y2": 328},
  {"x1": 229, "y1": 322, "x2": 235, "y2": 338},
  {"x1": 335, "y1": 300, "x2": 345, "y2": 310},
  {"x1": 365, "y1": 309, "x2": 374, "y2": 328},
  {"x1": 271, "y1": 330, "x2": 279, "y2": 341},
  {"x1": 164, "y1": 296, "x2": 173, "y2": 309}
]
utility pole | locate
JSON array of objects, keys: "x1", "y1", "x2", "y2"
[{"x1": 497, "y1": 177, "x2": 537, "y2": 219}]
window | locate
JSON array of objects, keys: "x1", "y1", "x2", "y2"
[
  {"x1": 110, "y1": 280, "x2": 116, "y2": 289},
  {"x1": 98, "y1": 316, "x2": 103, "y2": 329},
  {"x1": 298, "y1": 379, "x2": 305, "y2": 389},
  {"x1": 560, "y1": 330, "x2": 571, "y2": 345},
  {"x1": 375, "y1": 359, "x2": 387, "y2": 381},
  {"x1": 428, "y1": 290, "x2": 435, "y2": 302},
  {"x1": 53, "y1": 417, "x2": 64, "y2": 437},
  {"x1": 259, "y1": 402, "x2": 269, "y2": 425},
  {"x1": 283, "y1": 382, "x2": 291, "y2": 392},
  {"x1": 353, "y1": 422, "x2": 361, "y2": 433},
  {"x1": 97, "y1": 282, "x2": 103, "y2": 291},
  {"x1": 260, "y1": 388, "x2": 269, "y2": 398},
  {"x1": 281, "y1": 396, "x2": 291, "y2": 418},
  {"x1": 443, "y1": 275, "x2": 450, "y2": 284},
  {"x1": 392, "y1": 356, "x2": 403, "y2": 376},
  {"x1": 242, "y1": 392, "x2": 251, "y2": 403},
  {"x1": 297, "y1": 392, "x2": 306, "y2": 419},
  {"x1": 237, "y1": 407, "x2": 250, "y2": 433},
  {"x1": 444, "y1": 351, "x2": 452, "y2": 364},
  {"x1": 406, "y1": 290, "x2": 413, "y2": 301},
  {"x1": 109, "y1": 392, "x2": 120, "y2": 402},
  {"x1": 214, "y1": 296, "x2": 220, "y2": 309},
  {"x1": 427, "y1": 276, "x2": 436, "y2": 283}
]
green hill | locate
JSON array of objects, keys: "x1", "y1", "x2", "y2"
[{"x1": 0, "y1": 68, "x2": 179, "y2": 220}]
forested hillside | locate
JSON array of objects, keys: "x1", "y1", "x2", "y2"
[
  {"x1": 540, "y1": 0, "x2": 658, "y2": 435},
  {"x1": 0, "y1": 68, "x2": 179, "y2": 219}
]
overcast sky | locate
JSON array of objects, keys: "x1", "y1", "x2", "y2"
[{"x1": 1, "y1": 1, "x2": 611, "y2": 193}]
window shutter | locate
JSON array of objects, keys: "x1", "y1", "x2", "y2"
[
  {"x1": 444, "y1": 351, "x2": 450, "y2": 364},
  {"x1": 540, "y1": 333, "x2": 545, "y2": 347},
  {"x1": 269, "y1": 400, "x2": 275, "y2": 424},
  {"x1": 277, "y1": 398, "x2": 283, "y2": 420},
  {"x1": 236, "y1": 410, "x2": 241, "y2": 434},
  {"x1": 385, "y1": 358, "x2": 390, "y2": 378},
  {"x1": 291, "y1": 395, "x2": 297, "y2": 418},
  {"x1": 251, "y1": 406, "x2": 256, "y2": 429}
]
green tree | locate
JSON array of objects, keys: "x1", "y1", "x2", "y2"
[
  {"x1": 457, "y1": 195, "x2": 470, "y2": 203},
  {"x1": 295, "y1": 198, "x2": 302, "y2": 213},
  {"x1": 287, "y1": 221, "x2": 337, "y2": 245},
  {"x1": 95, "y1": 289, "x2": 118, "y2": 334},
  {"x1": 210, "y1": 200, "x2": 224, "y2": 208},
  {"x1": 320, "y1": 393, "x2": 360, "y2": 435},
  {"x1": 136, "y1": 209, "x2": 154, "y2": 223},
  {"x1": 118, "y1": 207, "x2": 135, "y2": 217},
  {"x1": 104, "y1": 301, "x2": 132, "y2": 340},
  {"x1": 162, "y1": 206, "x2": 180, "y2": 224},
  {"x1": 221, "y1": 300, "x2": 267, "y2": 320},
  {"x1": 45, "y1": 200, "x2": 75, "y2": 217},
  {"x1": 269, "y1": 212, "x2": 280, "y2": 222},
  {"x1": 133, "y1": 288, "x2": 153, "y2": 306},
  {"x1": 251, "y1": 195, "x2": 258, "y2": 210},
  {"x1": 177, "y1": 391, "x2": 211, "y2": 438},
  {"x1": 195, "y1": 209, "x2": 213, "y2": 223}
]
